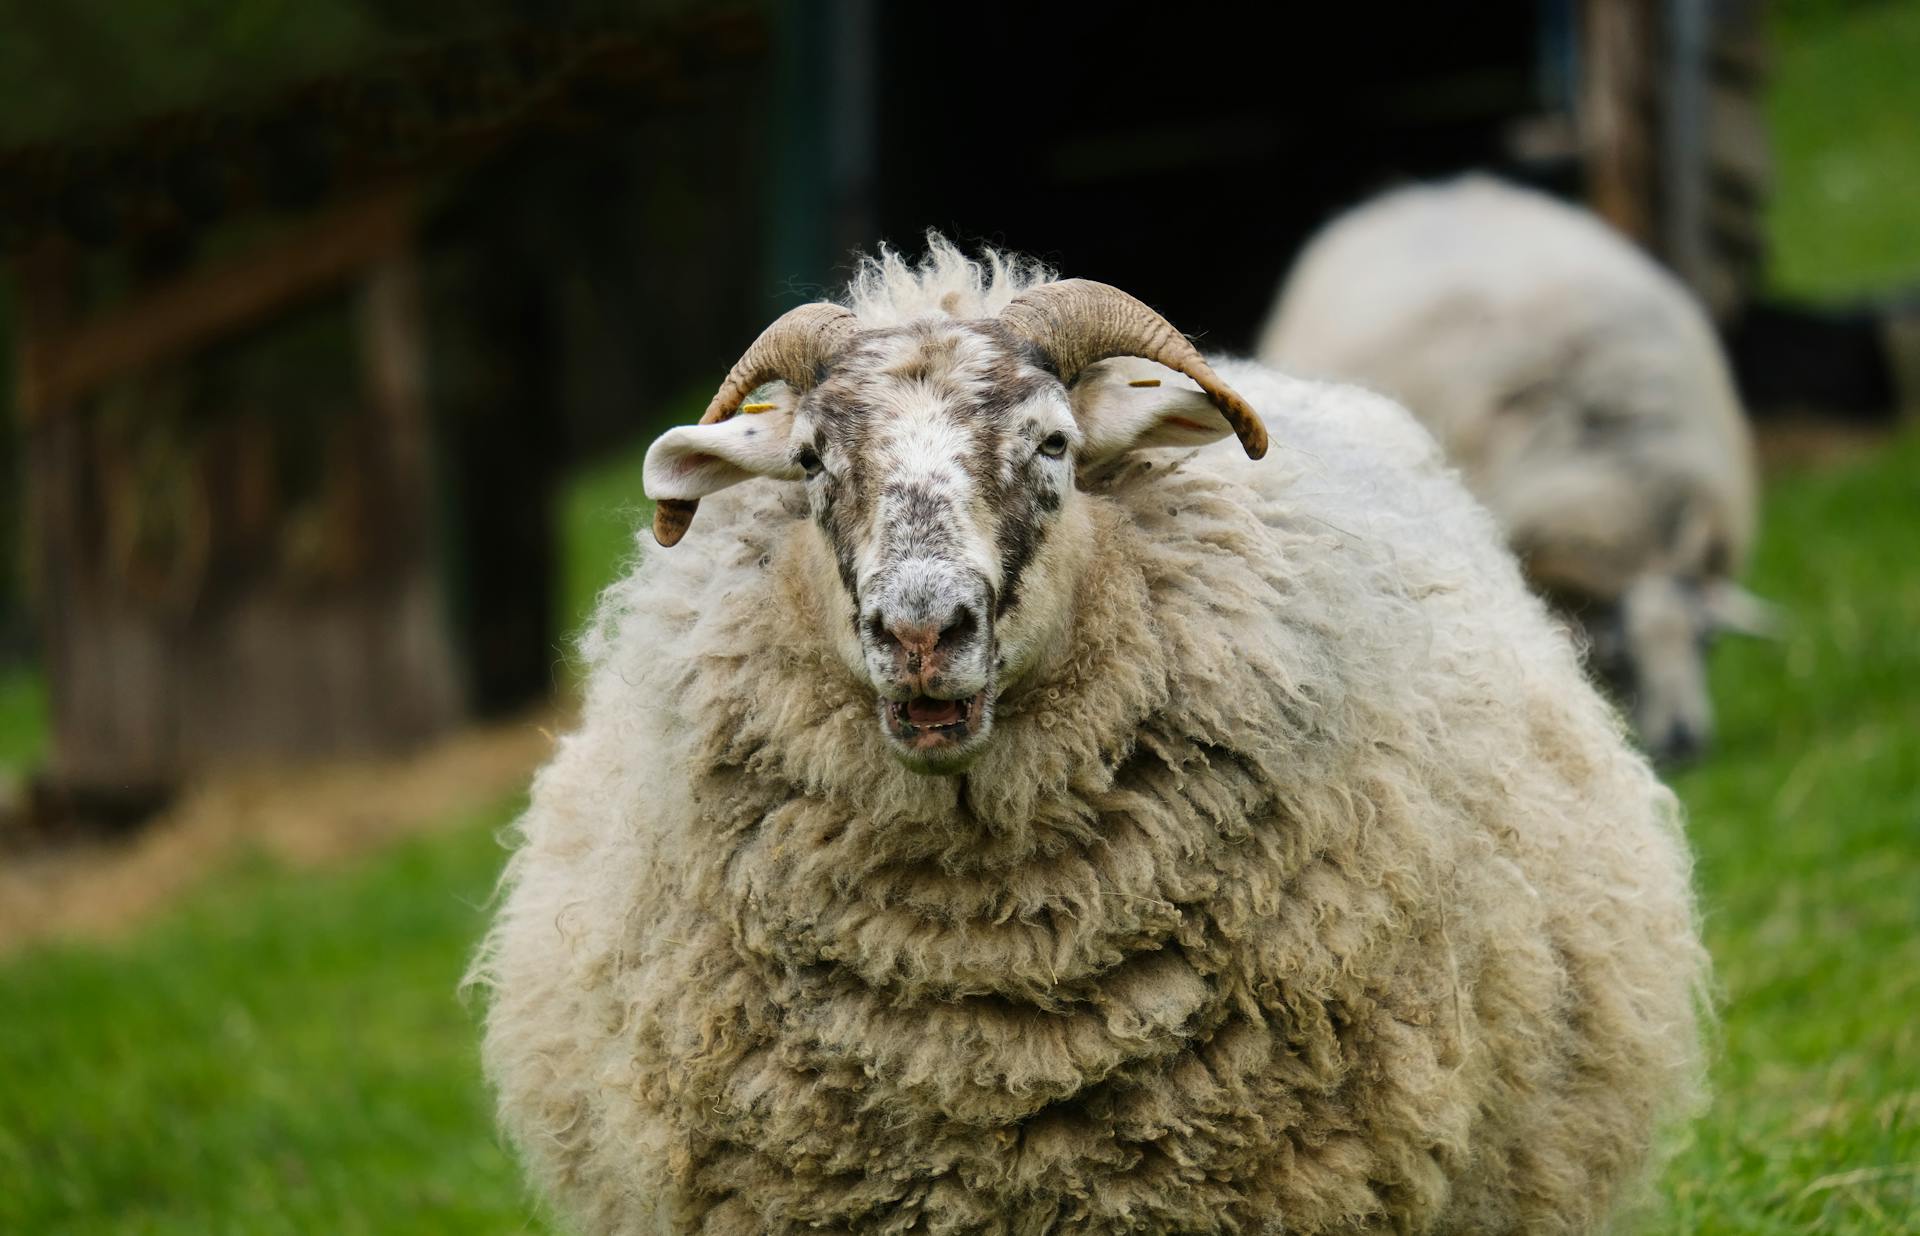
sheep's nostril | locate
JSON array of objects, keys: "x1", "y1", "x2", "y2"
[
  {"x1": 936, "y1": 606, "x2": 977, "y2": 653},
  {"x1": 1655, "y1": 723, "x2": 1706, "y2": 765}
]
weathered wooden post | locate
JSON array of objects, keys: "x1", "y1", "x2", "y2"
[{"x1": 10, "y1": 189, "x2": 464, "y2": 821}]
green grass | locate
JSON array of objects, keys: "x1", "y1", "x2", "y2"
[
  {"x1": 553, "y1": 391, "x2": 698, "y2": 648},
  {"x1": 0, "y1": 667, "x2": 47, "y2": 778},
  {"x1": 0, "y1": 804, "x2": 554, "y2": 1235},
  {"x1": 1767, "y1": 0, "x2": 1920, "y2": 299},
  {"x1": 1657, "y1": 430, "x2": 1920, "y2": 1233},
  {"x1": 556, "y1": 440, "x2": 652, "y2": 648},
  {"x1": 0, "y1": 426, "x2": 666, "y2": 1232}
]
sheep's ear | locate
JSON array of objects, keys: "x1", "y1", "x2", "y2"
[
  {"x1": 1068, "y1": 357, "x2": 1235, "y2": 462},
  {"x1": 642, "y1": 400, "x2": 799, "y2": 502},
  {"x1": 1704, "y1": 581, "x2": 1783, "y2": 639}
]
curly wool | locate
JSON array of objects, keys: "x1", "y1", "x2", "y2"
[{"x1": 473, "y1": 255, "x2": 1708, "y2": 1234}]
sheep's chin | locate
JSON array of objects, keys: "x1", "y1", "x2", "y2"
[{"x1": 877, "y1": 688, "x2": 995, "y2": 776}]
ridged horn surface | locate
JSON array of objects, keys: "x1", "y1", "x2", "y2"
[{"x1": 998, "y1": 279, "x2": 1267, "y2": 459}]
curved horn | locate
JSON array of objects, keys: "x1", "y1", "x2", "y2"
[
  {"x1": 998, "y1": 279, "x2": 1267, "y2": 459},
  {"x1": 653, "y1": 302, "x2": 859, "y2": 546}
]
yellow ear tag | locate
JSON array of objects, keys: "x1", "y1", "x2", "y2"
[
  {"x1": 739, "y1": 402, "x2": 778, "y2": 414},
  {"x1": 1127, "y1": 378, "x2": 1161, "y2": 388}
]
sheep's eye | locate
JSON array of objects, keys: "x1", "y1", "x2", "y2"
[
  {"x1": 795, "y1": 446, "x2": 824, "y2": 477},
  {"x1": 1038, "y1": 431, "x2": 1070, "y2": 459}
]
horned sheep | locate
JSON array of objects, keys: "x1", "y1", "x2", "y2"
[
  {"x1": 1260, "y1": 175, "x2": 1771, "y2": 762},
  {"x1": 472, "y1": 237, "x2": 1707, "y2": 1233}
]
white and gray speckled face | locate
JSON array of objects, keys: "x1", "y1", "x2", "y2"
[{"x1": 793, "y1": 320, "x2": 1082, "y2": 774}]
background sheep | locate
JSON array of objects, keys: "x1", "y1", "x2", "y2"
[
  {"x1": 1259, "y1": 175, "x2": 1772, "y2": 762},
  {"x1": 473, "y1": 239, "x2": 1707, "y2": 1233}
]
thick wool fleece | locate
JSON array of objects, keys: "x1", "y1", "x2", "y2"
[{"x1": 473, "y1": 266, "x2": 1706, "y2": 1235}]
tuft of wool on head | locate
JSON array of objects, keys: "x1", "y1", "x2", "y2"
[{"x1": 841, "y1": 231, "x2": 1057, "y2": 325}]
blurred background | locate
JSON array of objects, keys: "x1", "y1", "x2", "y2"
[{"x1": 0, "y1": 0, "x2": 1913, "y2": 1231}]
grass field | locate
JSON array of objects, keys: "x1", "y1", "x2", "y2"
[
  {"x1": 0, "y1": 808, "x2": 546, "y2": 1235},
  {"x1": 1767, "y1": 0, "x2": 1920, "y2": 298},
  {"x1": 2, "y1": 5, "x2": 1916, "y2": 1231},
  {"x1": 1659, "y1": 432, "x2": 1920, "y2": 1232},
  {"x1": 0, "y1": 667, "x2": 45, "y2": 777}
]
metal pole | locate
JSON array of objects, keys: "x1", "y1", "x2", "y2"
[{"x1": 1663, "y1": 0, "x2": 1710, "y2": 290}]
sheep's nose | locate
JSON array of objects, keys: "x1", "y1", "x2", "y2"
[
  {"x1": 873, "y1": 605, "x2": 978, "y2": 666},
  {"x1": 1653, "y1": 722, "x2": 1707, "y2": 766}
]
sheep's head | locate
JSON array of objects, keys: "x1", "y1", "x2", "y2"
[
  {"x1": 1527, "y1": 493, "x2": 1777, "y2": 763},
  {"x1": 642, "y1": 280, "x2": 1265, "y2": 774}
]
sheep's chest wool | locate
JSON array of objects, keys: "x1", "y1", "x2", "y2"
[{"x1": 474, "y1": 250, "x2": 1706, "y2": 1235}]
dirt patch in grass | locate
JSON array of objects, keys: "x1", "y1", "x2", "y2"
[{"x1": 0, "y1": 709, "x2": 558, "y2": 955}]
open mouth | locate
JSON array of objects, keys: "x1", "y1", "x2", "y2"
[{"x1": 881, "y1": 689, "x2": 991, "y2": 758}]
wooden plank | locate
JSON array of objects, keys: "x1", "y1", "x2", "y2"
[
  {"x1": 1885, "y1": 309, "x2": 1920, "y2": 422},
  {"x1": 1581, "y1": 0, "x2": 1656, "y2": 245},
  {"x1": 350, "y1": 246, "x2": 463, "y2": 726},
  {"x1": 359, "y1": 250, "x2": 432, "y2": 558},
  {"x1": 13, "y1": 230, "x2": 467, "y2": 812},
  {"x1": 14, "y1": 185, "x2": 416, "y2": 425}
]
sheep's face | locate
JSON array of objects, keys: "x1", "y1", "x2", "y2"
[
  {"x1": 1579, "y1": 571, "x2": 1774, "y2": 764},
  {"x1": 644, "y1": 316, "x2": 1254, "y2": 776},
  {"x1": 1583, "y1": 576, "x2": 1717, "y2": 762},
  {"x1": 1533, "y1": 498, "x2": 1775, "y2": 763},
  {"x1": 792, "y1": 322, "x2": 1085, "y2": 774}
]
